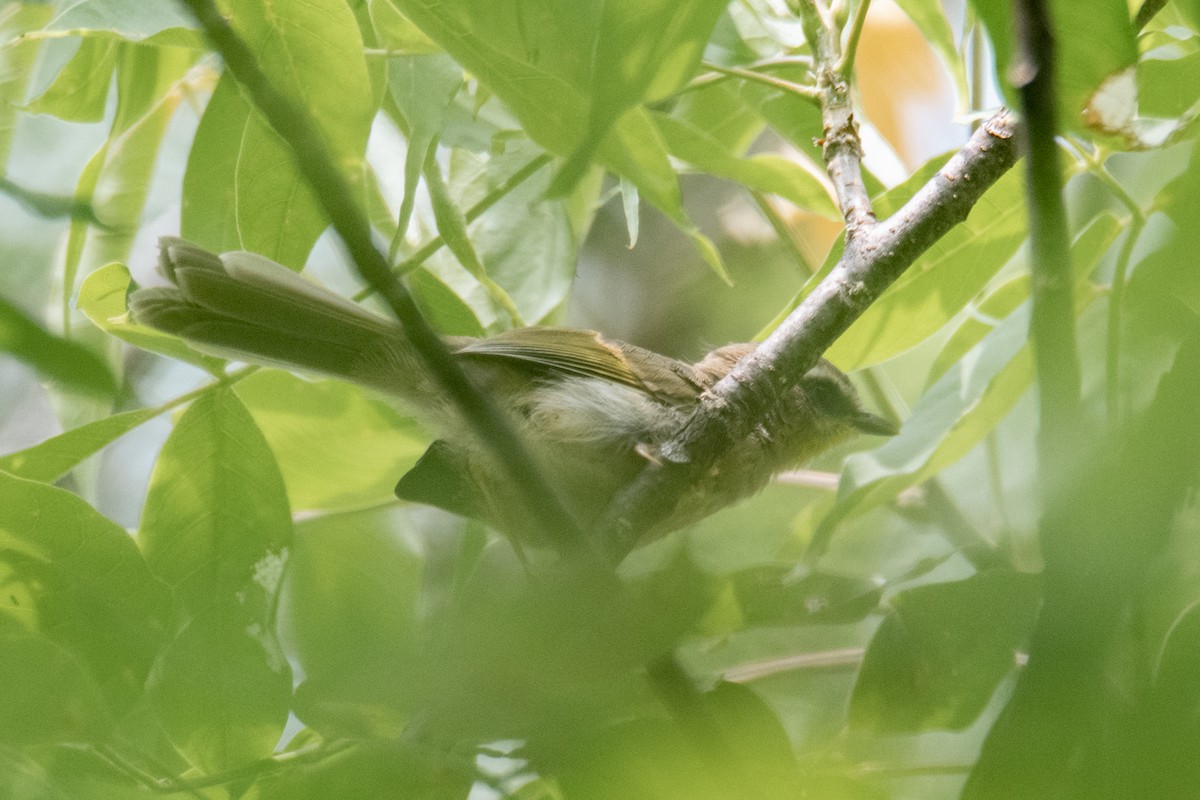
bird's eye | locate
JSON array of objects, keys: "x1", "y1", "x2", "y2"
[{"x1": 806, "y1": 378, "x2": 854, "y2": 416}]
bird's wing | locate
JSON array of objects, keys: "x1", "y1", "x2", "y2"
[{"x1": 454, "y1": 327, "x2": 702, "y2": 403}]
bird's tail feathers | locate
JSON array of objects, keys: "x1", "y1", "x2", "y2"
[{"x1": 130, "y1": 238, "x2": 401, "y2": 382}]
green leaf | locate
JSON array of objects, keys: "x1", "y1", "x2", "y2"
[
  {"x1": 421, "y1": 141, "x2": 590, "y2": 327},
  {"x1": 0, "y1": 295, "x2": 116, "y2": 397},
  {"x1": 281, "y1": 507, "x2": 423, "y2": 739},
  {"x1": 139, "y1": 388, "x2": 291, "y2": 617},
  {"x1": 927, "y1": 213, "x2": 1123, "y2": 384},
  {"x1": 235, "y1": 370, "x2": 429, "y2": 513},
  {"x1": 182, "y1": 0, "x2": 375, "y2": 268},
  {"x1": 551, "y1": 0, "x2": 729, "y2": 195},
  {"x1": 386, "y1": 53, "x2": 462, "y2": 242},
  {"x1": 0, "y1": 472, "x2": 172, "y2": 714},
  {"x1": 37, "y1": 0, "x2": 203, "y2": 47},
  {"x1": 0, "y1": 407, "x2": 159, "y2": 483},
  {"x1": 893, "y1": 0, "x2": 971, "y2": 113},
  {"x1": 23, "y1": 36, "x2": 119, "y2": 123},
  {"x1": 969, "y1": 0, "x2": 1137, "y2": 132},
  {"x1": 78, "y1": 262, "x2": 224, "y2": 371},
  {"x1": 824, "y1": 165, "x2": 1028, "y2": 370},
  {"x1": 654, "y1": 111, "x2": 840, "y2": 218},
  {"x1": 385, "y1": 0, "x2": 713, "y2": 237},
  {"x1": 849, "y1": 570, "x2": 1041, "y2": 732},
  {"x1": 811, "y1": 218, "x2": 1117, "y2": 544},
  {"x1": 63, "y1": 45, "x2": 197, "y2": 325},
  {"x1": 257, "y1": 740, "x2": 474, "y2": 800},
  {"x1": 423, "y1": 152, "x2": 525, "y2": 325},
  {"x1": 0, "y1": 628, "x2": 111, "y2": 745},
  {"x1": 0, "y1": 5, "x2": 55, "y2": 165},
  {"x1": 149, "y1": 611, "x2": 291, "y2": 772},
  {"x1": 368, "y1": 0, "x2": 440, "y2": 55}
]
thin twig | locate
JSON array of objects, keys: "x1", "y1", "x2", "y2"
[
  {"x1": 177, "y1": 0, "x2": 592, "y2": 559},
  {"x1": 697, "y1": 61, "x2": 820, "y2": 101},
  {"x1": 837, "y1": 0, "x2": 872, "y2": 78}
]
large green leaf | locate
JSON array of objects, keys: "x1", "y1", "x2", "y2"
[
  {"x1": 280, "y1": 507, "x2": 423, "y2": 739},
  {"x1": 235, "y1": 370, "x2": 428, "y2": 512},
  {"x1": 139, "y1": 388, "x2": 291, "y2": 617},
  {"x1": 0, "y1": 628, "x2": 111, "y2": 746},
  {"x1": 182, "y1": 0, "x2": 375, "y2": 268},
  {"x1": 149, "y1": 611, "x2": 291, "y2": 773},
  {"x1": 849, "y1": 570, "x2": 1041, "y2": 732},
  {"x1": 0, "y1": 472, "x2": 172, "y2": 714}
]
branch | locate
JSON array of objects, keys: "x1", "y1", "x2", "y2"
[
  {"x1": 597, "y1": 109, "x2": 1018, "y2": 558},
  {"x1": 177, "y1": 0, "x2": 592, "y2": 560}
]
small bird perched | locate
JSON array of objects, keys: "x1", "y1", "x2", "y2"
[{"x1": 131, "y1": 238, "x2": 896, "y2": 544}]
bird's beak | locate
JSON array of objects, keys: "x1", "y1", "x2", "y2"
[{"x1": 850, "y1": 411, "x2": 900, "y2": 436}]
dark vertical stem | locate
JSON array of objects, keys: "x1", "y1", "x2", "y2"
[{"x1": 1012, "y1": 0, "x2": 1081, "y2": 490}]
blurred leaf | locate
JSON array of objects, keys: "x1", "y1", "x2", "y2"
[
  {"x1": 35, "y1": 0, "x2": 203, "y2": 47},
  {"x1": 727, "y1": 565, "x2": 884, "y2": 628},
  {"x1": 969, "y1": 0, "x2": 1136, "y2": 133},
  {"x1": 182, "y1": 0, "x2": 375, "y2": 268},
  {"x1": 550, "y1": 0, "x2": 729, "y2": 195},
  {"x1": 811, "y1": 215, "x2": 1114, "y2": 545},
  {"x1": 258, "y1": 740, "x2": 473, "y2": 800},
  {"x1": 387, "y1": 53, "x2": 462, "y2": 241},
  {"x1": 0, "y1": 407, "x2": 158, "y2": 483},
  {"x1": 423, "y1": 152, "x2": 525, "y2": 325},
  {"x1": 0, "y1": 472, "x2": 172, "y2": 714},
  {"x1": 928, "y1": 212, "x2": 1123, "y2": 384},
  {"x1": 409, "y1": 266, "x2": 486, "y2": 336},
  {"x1": 235, "y1": 370, "x2": 428, "y2": 512},
  {"x1": 139, "y1": 388, "x2": 291, "y2": 617},
  {"x1": 23, "y1": 36, "x2": 118, "y2": 123},
  {"x1": 78, "y1": 261, "x2": 224, "y2": 371},
  {"x1": 964, "y1": 327, "x2": 1200, "y2": 798},
  {"x1": 654, "y1": 112, "x2": 840, "y2": 218},
  {"x1": 149, "y1": 611, "x2": 291, "y2": 773},
  {"x1": 0, "y1": 295, "x2": 116, "y2": 396},
  {"x1": 0, "y1": 175, "x2": 108, "y2": 227},
  {"x1": 1139, "y1": 51, "x2": 1200, "y2": 119},
  {"x1": 429, "y1": 141, "x2": 591, "y2": 327},
  {"x1": 0, "y1": 5, "x2": 55, "y2": 164},
  {"x1": 0, "y1": 628, "x2": 111, "y2": 745},
  {"x1": 63, "y1": 46, "x2": 197, "y2": 325},
  {"x1": 544, "y1": 682, "x2": 803, "y2": 800},
  {"x1": 368, "y1": 0, "x2": 440, "y2": 54},
  {"x1": 281, "y1": 507, "x2": 423, "y2": 739},
  {"x1": 385, "y1": 0, "x2": 714, "y2": 253},
  {"x1": 850, "y1": 570, "x2": 1041, "y2": 732},
  {"x1": 893, "y1": 0, "x2": 971, "y2": 112}
]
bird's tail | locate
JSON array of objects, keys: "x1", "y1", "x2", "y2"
[{"x1": 130, "y1": 238, "x2": 409, "y2": 389}]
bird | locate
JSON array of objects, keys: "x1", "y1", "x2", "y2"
[{"x1": 129, "y1": 237, "x2": 897, "y2": 545}]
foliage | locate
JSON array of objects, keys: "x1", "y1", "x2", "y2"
[{"x1": 1, "y1": 0, "x2": 1198, "y2": 797}]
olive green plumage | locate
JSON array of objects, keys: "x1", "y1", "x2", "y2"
[{"x1": 131, "y1": 238, "x2": 896, "y2": 542}]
